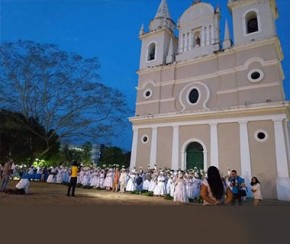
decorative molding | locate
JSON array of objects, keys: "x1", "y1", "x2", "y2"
[{"x1": 216, "y1": 82, "x2": 280, "y2": 95}]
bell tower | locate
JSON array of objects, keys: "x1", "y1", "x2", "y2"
[
  {"x1": 139, "y1": 0, "x2": 177, "y2": 70},
  {"x1": 228, "y1": 0, "x2": 278, "y2": 46}
]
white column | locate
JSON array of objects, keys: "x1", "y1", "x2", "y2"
[
  {"x1": 210, "y1": 122, "x2": 219, "y2": 168},
  {"x1": 129, "y1": 127, "x2": 138, "y2": 170},
  {"x1": 180, "y1": 34, "x2": 184, "y2": 53},
  {"x1": 239, "y1": 121, "x2": 252, "y2": 180},
  {"x1": 273, "y1": 118, "x2": 289, "y2": 177},
  {"x1": 211, "y1": 25, "x2": 214, "y2": 44},
  {"x1": 273, "y1": 118, "x2": 290, "y2": 201},
  {"x1": 201, "y1": 27, "x2": 205, "y2": 47},
  {"x1": 189, "y1": 31, "x2": 193, "y2": 50},
  {"x1": 150, "y1": 126, "x2": 158, "y2": 168},
  {"x1": 171, "y1": 125, "x2": 179, "y2": 170},
  {"x1": 206, "y1": 26, "x2": 210, "y2": 45},
  {"x1": 180, "y1": 149, "x2": 185, "y2": 170}
]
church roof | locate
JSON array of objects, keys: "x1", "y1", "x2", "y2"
[{"x1": 154, "y1": 0, "x2": 171, "y2": 20}]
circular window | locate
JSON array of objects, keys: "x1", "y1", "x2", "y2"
[
  {"x1": 254, "y1": 130, "x2": 268, "y2": 142},
  {"x1": 143, "y1": 89, "x2": 153, "y2": 99},
  {"x1": 248, "y1": 69, "x2": 264, "y2": 82},
  {"x1": 188, "y1": 88, "x2": 199, "y2": 104},
  {"x1": 141, "y1": 135, "x2": 149, "y2": 144}
]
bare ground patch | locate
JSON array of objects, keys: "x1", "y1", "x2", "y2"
[{"x1": 0, "y1": 181, "x2": 180, "y2": 206}]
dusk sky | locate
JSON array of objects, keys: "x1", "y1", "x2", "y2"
[{"x1": 1, "y1": 0, "x2": 289, "y2": 151}]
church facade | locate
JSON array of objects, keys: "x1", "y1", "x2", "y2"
[{"x1": 129, "y1": 0, "x2": 290, "y2": 200}]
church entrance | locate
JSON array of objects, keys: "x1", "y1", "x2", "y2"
[{"x1": 186, "y1": 142, "x2": 204, "y2": 170}]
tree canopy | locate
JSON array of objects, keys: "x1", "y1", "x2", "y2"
[
  {"x1": 0, "y1": 40, "x2": 131, "y2": 159},
  {"x1": 0, "y1": 109, "x2": 59, "y2": 163}
]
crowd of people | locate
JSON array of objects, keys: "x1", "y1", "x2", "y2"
[{"x1": 0, "y1": 158, "x2": 263, "y2": 206}]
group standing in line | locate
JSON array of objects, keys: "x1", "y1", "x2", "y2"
[{"x1": 0, "y1": 158, "x2": 263, "y2": 206}]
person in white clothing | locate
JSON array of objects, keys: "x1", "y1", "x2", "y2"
[
  {"x1": 250, "y1": 176, "x2": 263, "y2": 206},
  {"x1": 4, "y1": 178, "x2": 30, "y2": 195},
  {"x1": 173, "y1": 171, "x2": 189, "y2": 204},
  {"x1": 119, "y1": 168, "x2": 128, "y2": 193}
]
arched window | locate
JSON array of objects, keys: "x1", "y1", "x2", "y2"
[
  {"x1": 147, "y1": 43, "x2": 156, "y2": 61},
  {"x1": 194, "y1": 31, "x2": 201, "y2": 47},
  {"x1": 246, "y1": 11, "x2": 258, "y2": 34},
  {"x1": 196, "y1": 36, "x2": 201, "y2": 46}
]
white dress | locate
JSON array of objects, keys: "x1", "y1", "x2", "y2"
[
  {"x1": 148, "y1": 174, "x2": 157, "y2": 192},
  {"x1": 252, "y1": 183, "x2": 263, "y2": 200},
  {"x1": 103, "y1": 170, "x2": 113, "y2": 188},
  {"x1": 173, "y1": 177, "x2": 189, "y2": 203},
  {"x1": 46, "y1": 171, "x2": 56, "y2": 183},
  {"x1": 166, "y1": 177, "x2": 173, "y2": 195},
  {"x1": 81, "y1": 172, "x2": 90, "y2": 186},
  {"x1": 153, "y1": 175, "x2": 166, "y2": 196},
  {"x1": 56, "y1": 170, "x2": 62, "y2": 184},
  {"x1": 16, "y1": 179, "x2": 30, "y2": 193},
  {"x1": 90, "y1": 171, "x2": 99, "y2": 188},
  {"x1": 125, "y1": 173, "x2": 136, "y2": 192}
]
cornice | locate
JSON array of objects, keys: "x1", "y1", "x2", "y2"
[{"x1": 129, "y1": 101, "x2": 290, "y2": 125}]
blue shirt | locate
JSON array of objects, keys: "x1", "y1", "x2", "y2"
[{"x1": 229, "y1": 176, "x2": 244, "y2": 194}]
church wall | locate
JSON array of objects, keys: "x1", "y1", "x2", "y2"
[
  {"x1": 160, "y1": 67, "x2": 175, "y2": 82},
  {"x1": 238, "y1": 86, "x2": 282, "y2": 106},
  {"x1": 159, "y1": 83, "x2": 173, "y2": 100},
  {"x1": 156, "y1": 126, "x2": 173, "y2": 169},
  {"x1": 138, "y1": 71, "x2": 160, "y2": 89},
  {"x1": 248, "y1": 120, "x2": 277, "y2": 198},
  {"x1": 216, "y1": 92, "x2": 239, "y2": 108},
  {"x1": 135, "y1": 101, "x2": 159, "y2": 116},
  {"x1": 218, "y1": 123, "x2": 241, "y2": 176},
  {"x1": 135, "y1": 128, "x2": 152, "y2": 167},
  {"x1": 175, "y1": 58, "x2": 217, "y2": 80},
  {"x1": 217, "y1": 53, "x2": 236, "y2": 70},
  {"x1": 234, "y1": 43, "x2": 279, "y2": 66},
  {"x1": 217, "y1": 73, "x2": 238, "y2": 92}
]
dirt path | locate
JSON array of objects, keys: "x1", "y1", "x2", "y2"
[
  {"x1": 0, "y1": 181, "x2": 181, "y2": 206},
  {"x1": 1, "y1": 180, "x2": 289, "y2": 206}
]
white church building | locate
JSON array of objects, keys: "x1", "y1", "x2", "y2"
[{"x1": 129, "y1": 0, "x2": 290, "y2": 200}]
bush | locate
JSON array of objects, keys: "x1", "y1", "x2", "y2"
[
  {"x1": 164, "y1": 194, "x2": 173, "y2": 200},
  {"x1": 142, "y1": 191, "x2": 153, "y2": 197}
]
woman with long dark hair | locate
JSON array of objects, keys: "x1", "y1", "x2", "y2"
[
  {"x1": 200, "y1": 166, "x2": 233, "y2": 205},
  {"x1": 250, "y1": 176, "x2": 263, "y2": 206}
]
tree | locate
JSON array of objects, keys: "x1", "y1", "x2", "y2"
[
  {"x1": 0, "y1": 40, "x2": 131, "y2": 158},
  {"x1": 0, "y1": 109, "x2": 59, "y2": 164},
  {"x1": 59, "y1": 141, "x2": 93, "y2": 166},
  {"x1": 99, "y1": 146, "x2": 130, "y2": 168}
]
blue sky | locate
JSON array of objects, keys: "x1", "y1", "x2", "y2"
[{"x1": 1, "y1": 0, "x2": 289, "y2": 151}]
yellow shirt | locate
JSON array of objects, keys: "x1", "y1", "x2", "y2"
[{"x1": 71, "y1": 166, "x2": 78, "y2": 177}]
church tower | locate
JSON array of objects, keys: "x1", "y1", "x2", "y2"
[
  {"x1": 228, "y1": 0, "x2": 278, "y2": 46},
  {"x1": 130, "y1": 0, "x2": 290, "y2": 201},
  {"x1": 139, "y1": 0, "x2": 177, "y2": 69}
]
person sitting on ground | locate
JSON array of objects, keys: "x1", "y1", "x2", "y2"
[{"x1": 4, "y1": 178, "x2": 30, "y2": 195}]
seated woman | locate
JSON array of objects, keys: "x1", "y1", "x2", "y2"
[
  {"x1": 200, "y1": 166, "x2": 233, "y2": 206},
  {"x1": 4, "y1": 178, "x2": 30, "y2": 195}
]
